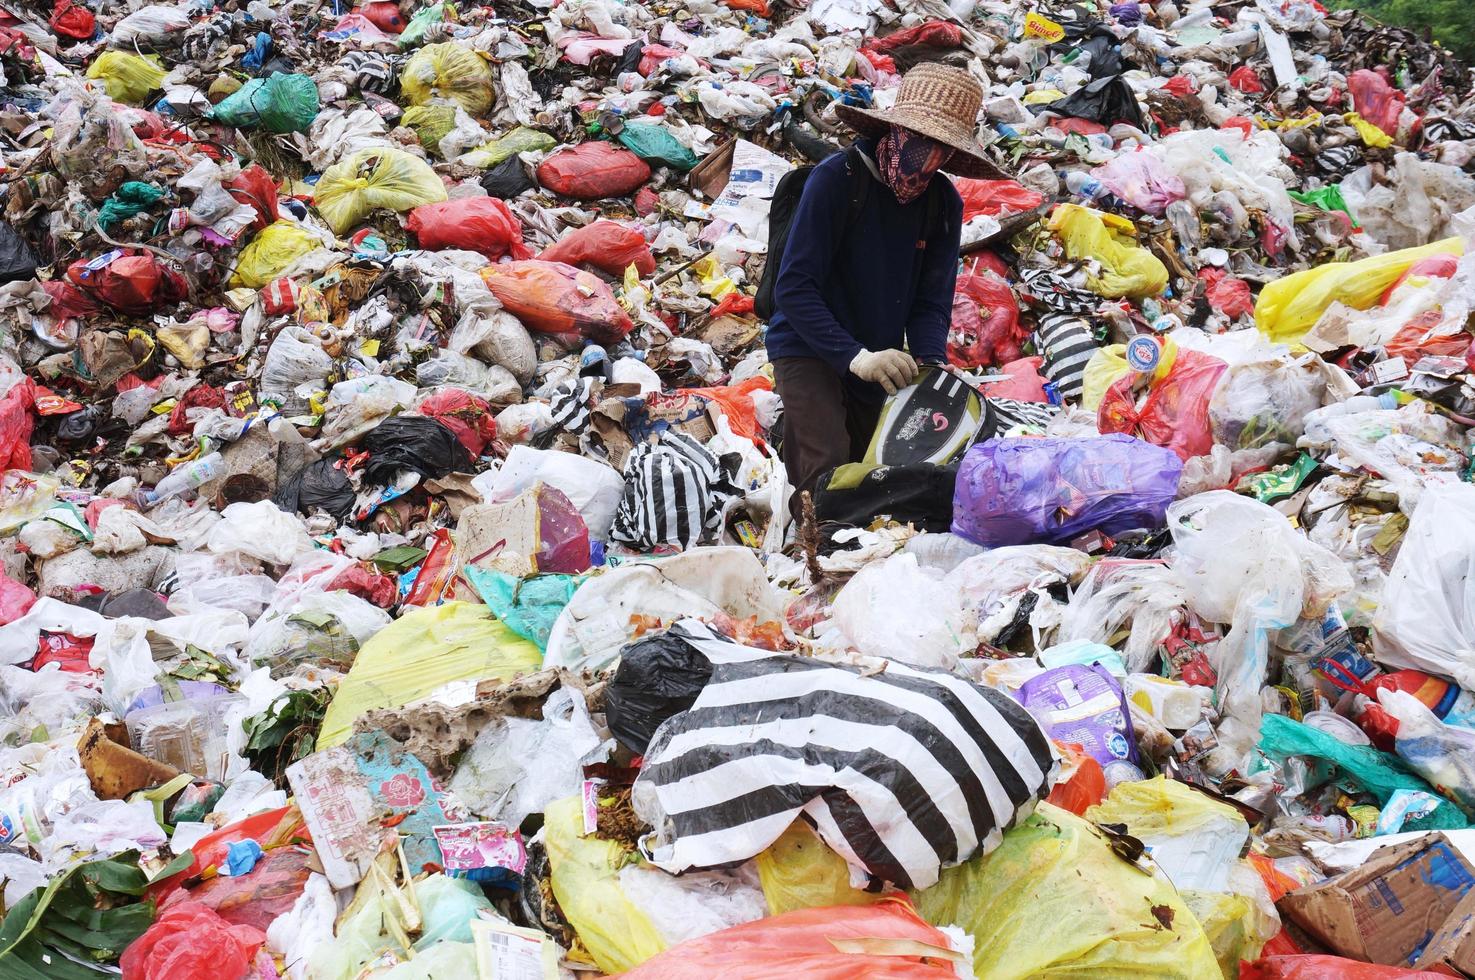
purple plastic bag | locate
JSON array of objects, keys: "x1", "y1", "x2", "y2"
[
  {"x1": 951, "y1": 434, "x2": 1182, "y2": 547},
  {"x1": 1015, "y1": 663, "x2": 1144, "y2": 786}
]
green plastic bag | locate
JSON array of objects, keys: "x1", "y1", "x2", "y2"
[
  {"x1": 401, "y1": 105, "x2": 459, "y2": 155},
  {"x1": 464, "y1": 566, "x2": 580, "y2": 651},
  {"x1": 1257, "y1": 713, "x2": 1468, "y2": 830},
  {"x1": 911, "y1": 803, "x2": 1220, "y2": 979},
  {"x1": 615, "y1": 124, "x2": 699, "y2": 171},
  {"x1": 210, "y1": 72, "x2": 320, "y2": 134},
  {"x1": 460, "y1": 127, "x2": 557, "y2": 168},
  {"x1": 97, "y1": 182, "x2": 164, "y2": 230},
  {"x1": 1288, "y1": 185, "x2": 1360, "y2": 228},
  {"x1": 398, "y1": 1, "x2": 450, "y2": 48}
]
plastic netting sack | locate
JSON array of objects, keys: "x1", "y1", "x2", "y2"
[
  {"x1": 314, "y1": 147, "x2": 447, "y2": 234},
  {"x1": 399, "y1": 42, "x2": 495, "y2": 115}
]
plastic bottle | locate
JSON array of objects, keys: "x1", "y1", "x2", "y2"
[
  {"x1": 146, "y1": 453, "x2": 224, "y2": 505},
  {"x1": 1065, "y1": 171, "x2": 1108, "y2": 201}
]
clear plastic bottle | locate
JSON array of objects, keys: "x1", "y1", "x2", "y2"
[
  {"x1": 1065, "y1": 171, "x2": 1107, "y2": 200},
  {"x1": 146, "y1": 452, "x2": 224, "y2": 505}
]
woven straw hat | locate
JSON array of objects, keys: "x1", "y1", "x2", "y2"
[{"x1": 834, "y1": 63, "x2": 1004, "y2": 179}]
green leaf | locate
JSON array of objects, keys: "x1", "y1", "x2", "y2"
[
  {"x1": 0, "y1": 853, "x2": 155, "y2": 977},
  {"x1": 145, "y1": 850, "x2": 195, "y2": 885}
]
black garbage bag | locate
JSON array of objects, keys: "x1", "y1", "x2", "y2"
[
  {"x1": 813, "y1": 461, "x2": 959, "y2": 533},
  {"x1": 481, "y1": 156, "x2": 537, "y2": 199},
  {"x1": 616, "y1": 40, "x2": 643, "y2": 74},
  {"x1": 0, "y1": 223, "x2": 37, "y2": 285},
  {"x1": 360, "y1": 415, "x2": 472, "y2": 485},
  {"x1": 276, "y1": 456, "x2": 356, "y2": 521},
  {"x1": 605, "y1": 631, "x2": 715, "y2": 753},
  {"x1": 1041, "y1": 75, "x2": 1143, "y2": 129}
]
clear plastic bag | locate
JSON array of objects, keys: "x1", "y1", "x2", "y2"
[
  {"x1": 1209, "y1": 350, "x2": 1326, "y2": 451},
  {"x1": 260, "y1": 326, "x2": 332, "y2": 411},
  {"x1": 1058, "y1": 559, "x2": 1188, "y2": 672},
  {"x1": 830, "y1": 552, "x2": 968, "y2": 669},
  {"x1": 206, "y1": 500, "x2": 314, "y2": 566}
]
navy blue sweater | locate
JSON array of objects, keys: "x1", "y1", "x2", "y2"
[{"x1": 765, "y1": 139, "x2": 963, "y2": 403}]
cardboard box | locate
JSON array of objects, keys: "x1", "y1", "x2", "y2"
[
  {"x1": 1417, "y1": 886, "x2": 1475, "y2": 977},
  {"x1": 1280, "y1": 834, "x2": 1475, "y2": 967}
]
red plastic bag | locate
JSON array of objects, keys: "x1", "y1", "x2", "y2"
[
  {"x1": 868, "y1": 19, "x2": 963, "y2": 51},
  {"x1": 149, "y1": 806, "x2": 309, "y2": 903},
  {"x1": 1097, "y1": 348, "x2": 1227, "y2": 461},
  {"x1": 722, "y1": 0, "x2": 770, "y2": 14},
  {"x1": 480, "y1": 260, "x2": 635, "y2": 345},
  {"x1": 638, "y1": 44, "x2": 687, "y2": 76},
  {"x1": 537, "y1": 142, "x2": 651, "y2": 199},
  {"x1": 1229, "y1": 65, "x2": 1265, "y2": 93},
  {"x1": 29, "y1": 631, "x2": 93, "y2": 672},
  {"x1": 983, "y1": 355, "x2": 1050, "y2": 402},
  {"x1": 0, "y1": 575, "x2": 35, "y2": 625},
  {"x1": 66, "y1": 251, "x2": 188, "y2": 313},
  {"x1": 158, "y1": 843, "x2": 315, "y2": 932},
  {"x1": 1206, "y1": 275, "x2": 1254, "y2": 319},
  {"x1": 1349, "y1": 69, "x2": 1405, "y2": 136},
  {"x1": 416, "y1": 388, "x2": 498, "y2": 457},
  {"x1": 358, "y1": 0, "x2": 404, "y2": 31},
  {"x1": 121, "y1": 902, "x2": 264, "y2": 980},
  {"x1": 1241, "y1": 955, "x2": 1448, "y2": 980},
  {"x1": 404, "y1": 526, "x2": 458, "y2": 606},
  {"x1": 612, "y1": 898, "x2": 962, "y2": 979},
  {"x1": 406, "y1": 198, "x2": 533, "y2": 261},
  {"x1": 1044, "y1": 744, "x2": 1106, "y2": 815},
  {"x1": 0, "y1": 379, "x2": 34, "y2": 471},
  {"x1": 325, "y1": 562, "x2": 398, "y2": 608},
  {"x1": 953, "y1": 178, "x2": 1045, "y2": 221},
  {"x1": 224, "y1": 164, "x2": 280, "y2": 235},
  {"x1": 1385, "y1": 308, "x2": 1473, "y2": 361},
  {"x1": 538, "y1": 220, "x2": 656, "y2": 277},
  {"x1": 948, "y1": 272, "x2": 1023, "y2": 369},
  {"x1": 50, "y1": 0, "x2": 94, "y2": 39},
  {"x1": 168, "y1": 384, "x2": 225, "y2": 435}
]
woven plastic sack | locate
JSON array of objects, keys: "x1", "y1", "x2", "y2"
[
  {"x1": 1048, "y1": 204, "x2": 1167, "y2": 298},
  {"x1": 911, "y1": 804, "x2": 1218, "y2": 980},
  {"x1": 230, "y1": 220, "x2": 320, "y2": 288},
  {"x1": 952, "y1": 435, "x2": 1183, "y2": 547},
  {"x1": 399, "y1": 42, "x2": 495, "y2": 115},
  {"x1": 406, "y1": 198, "x2": 532, "y2": 261},
  {"x1": 84, "y1": 52, "x2": 165, "y2": 104},
  {"x1": 314, "y1": 147, "x2": 447, "y2": 234},
  {"x1": 537, "y1": 142, "x2": 652, "y2": 199},
  {"x1": 538, "y1": 220, "x2": 655, "y2": 277},
  {"x1": 209, "y1": 72, "x2": 320, "y2": 134},
  {"x1": 1254, "y1": 237, "x2": 1463, "y2": 343},
  {"x1": 480, "y1": 260, "x2": 634, "y2": 345}
]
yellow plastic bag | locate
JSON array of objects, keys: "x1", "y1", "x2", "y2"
[
  {"x1": 317, "y1": 601, "x2": 542, "y2": 748},
  {"x1": 1081, "y1": 344, "x2": 1129, "y2": 411},
  {"x1": 400, "y1": 42, "x2": 495, "y2": 116},
  {"x1": 85, "y1": 52, "x2": 166, "y2": 104},
  {"x1": 400, "y1": 105, "x2": 459, "y2": 154},
  {"x1": 1183, "y1": 888, "x2": 1256, "y2": 979},
  {"x1": 459, "y1": 127, "x2": 557, "y2": 168},
  {"x1": 910, "y1": 803, "x2": 1218, "y2": 979},
  {"x1": 1254, "y1": 236, "x2": 1464, "y2": 343},
  {"x1": 230, "y1": 220, "x2": 321, "y2": 288},
  {"x1": 543, "y1": 796, "x2": 667, "y2": 974},
  {"x1": 1083, "y1": 775, "x2": 1243, "y2": 838},
  {"x1": 313, "y1": 147, "x2": 447, "y2": 235},
  {"x1": 1049, "y1": 204, "x2": 1168, "y2": 299},
  {"x1": 1346, "y1": 112, "x2": 1394, "y2": 148},
  {"x1": 756, "y1": 821, "x2": 890, "y2": 916}
]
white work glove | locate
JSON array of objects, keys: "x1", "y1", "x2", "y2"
[{"x1": 849, "y1": 348, "x2": 918, "y2": 395}]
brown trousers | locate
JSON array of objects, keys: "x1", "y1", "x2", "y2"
[{"x1": 772, "y1": 357, "x2": 881, "y2": 515}]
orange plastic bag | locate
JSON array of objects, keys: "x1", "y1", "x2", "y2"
[
  {"x1": 538, "y1": 220, "x2": 656, "y2": 277},
  {"x1": 685, "y1": 374, "x2": 774, "y2": 441},
  {"x1": 1097, "y1": 347, "x2": 1227, "y2": 461},
  {"x1": 1241, "y1": 955, "x2": 1449, "y2": 980},
  {"x1": 1384, "y1": 308, "x2": 1473, "y2": 362},
  {"x1": 610, "y1": 898, "x2": 965, "y2": 979},
  {"x1": 407, "y1": 198, "x2": 533, "y2": 261},
  {"x1": 1044, "y1": 743, "x2": 1106, "y2": 815},
  {"x1": 120, "y1": 902, "x2": 265, "y2": 980},
  {"x1": 953, "y1": 178, "x2": 1044, "y2": 221},
  {"x1": 480, "y1": 260, "x2": 634, "y2": 345},
  {"x1": 537, "y1": 142, "x2": 651, "y2": 199},
  {"x1": 149, "y1": 806, "x2": 307, "y2": 903}
]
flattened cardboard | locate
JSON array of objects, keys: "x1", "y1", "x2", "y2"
[
  {"x1": 1416, "y1": 885, "x2": 1475, "y2": 977},
  {"x1": 1280, "y1": 834, "x2": 1475, "y2": 967}
]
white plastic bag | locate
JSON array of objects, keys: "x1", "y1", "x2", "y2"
[
  {"x1": 1059, "y1": 560, "x2": 1188, "y2": 672},
  {"x1": 477, "y1": 445, "x2": 624, "y2": 541},
  {"x1": 1380, "y1": 688, "x2": 1475, "y2": 812},
  {"x1": 1373, "y1": 483, "x2": 1475, "y2": 687},
  {"x1": 831, "y1": 553, "x2": 970, "y2": 669},
  {"x1": 207, "y1": 500, "x2": 314, "y2": 566},
  {"x1": 261, "y1": 327, "x2": 333, "y2": 412}
]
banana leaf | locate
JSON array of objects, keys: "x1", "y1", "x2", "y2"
[{"x1": 0, "y1": 852, "x2": 154, "y2": 978}]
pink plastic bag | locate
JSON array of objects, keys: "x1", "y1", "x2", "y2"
[
  {"x1": 0, "y1": 380, "x2": 34, "y2": 472},
  {"x1": 982, "y1": 356, "x2": 1050, "y2": 402},
  {"x1": 1090, "y1": 152, "x2": 1186, "y2": 215},
  {"x1": 0, "y1": 574, "x2": 35, "y2": 625},
  {"x1": 948, "y1": 272, "x2": 1024, "y2": 369},
  {"x1": 406, "y1": 198, "x2": 533, "y2": 261},
  {"x1": 1349, "y1": 69, "x2": 1406, "y2": 136},
  {"x1": 1097, "y1": 348, "x2": 1227, "y2": 461}
]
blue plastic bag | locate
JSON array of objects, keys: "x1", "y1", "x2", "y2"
[{"x1": 951, "y1": 434, "x2": 1182, "y2": 546}]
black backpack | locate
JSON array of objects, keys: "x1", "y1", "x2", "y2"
[{"x1": 753, "y1": 144, "x2": 944, "y2": 322}]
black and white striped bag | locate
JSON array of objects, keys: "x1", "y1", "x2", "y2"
[
  {"x1": 610, "y1": 431, "x2": 740, "y2": 550},
  {"x1": 988, "y1": 396, "x2": 1058, "y2": 432},
  {"x1": 1035, "y1": 312, "x2": 1098, "y2": 403},
  {"x1": 338, "y1": 51, "x2": 398, "y2": 95},
  {"x1": 633, "y1": 620, "x2": 1057, "y2": 890},
  {"x1": 1017, "y1": 267, "x2": 1097, "y2": 315}
]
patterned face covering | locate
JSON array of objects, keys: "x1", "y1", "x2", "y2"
[{"x1": 876, "y1": 124, "x2": 954, "y2": 204}]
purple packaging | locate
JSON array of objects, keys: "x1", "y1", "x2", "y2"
[{"x1": 1015, "y1": 663, "x2": 1144, "y2": 786}]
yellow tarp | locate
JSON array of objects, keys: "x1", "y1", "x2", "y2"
[{"x1": 317, "y1": 601, "x2": 542, "y2": 749}]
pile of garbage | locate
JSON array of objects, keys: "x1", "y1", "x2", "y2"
[{"x1": 0, "y1": 0, "x2": 1474, "y2": 972}]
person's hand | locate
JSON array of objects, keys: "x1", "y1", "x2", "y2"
[{"x1": 849, "y1": 348, "x2": 918, "y2": 394}]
